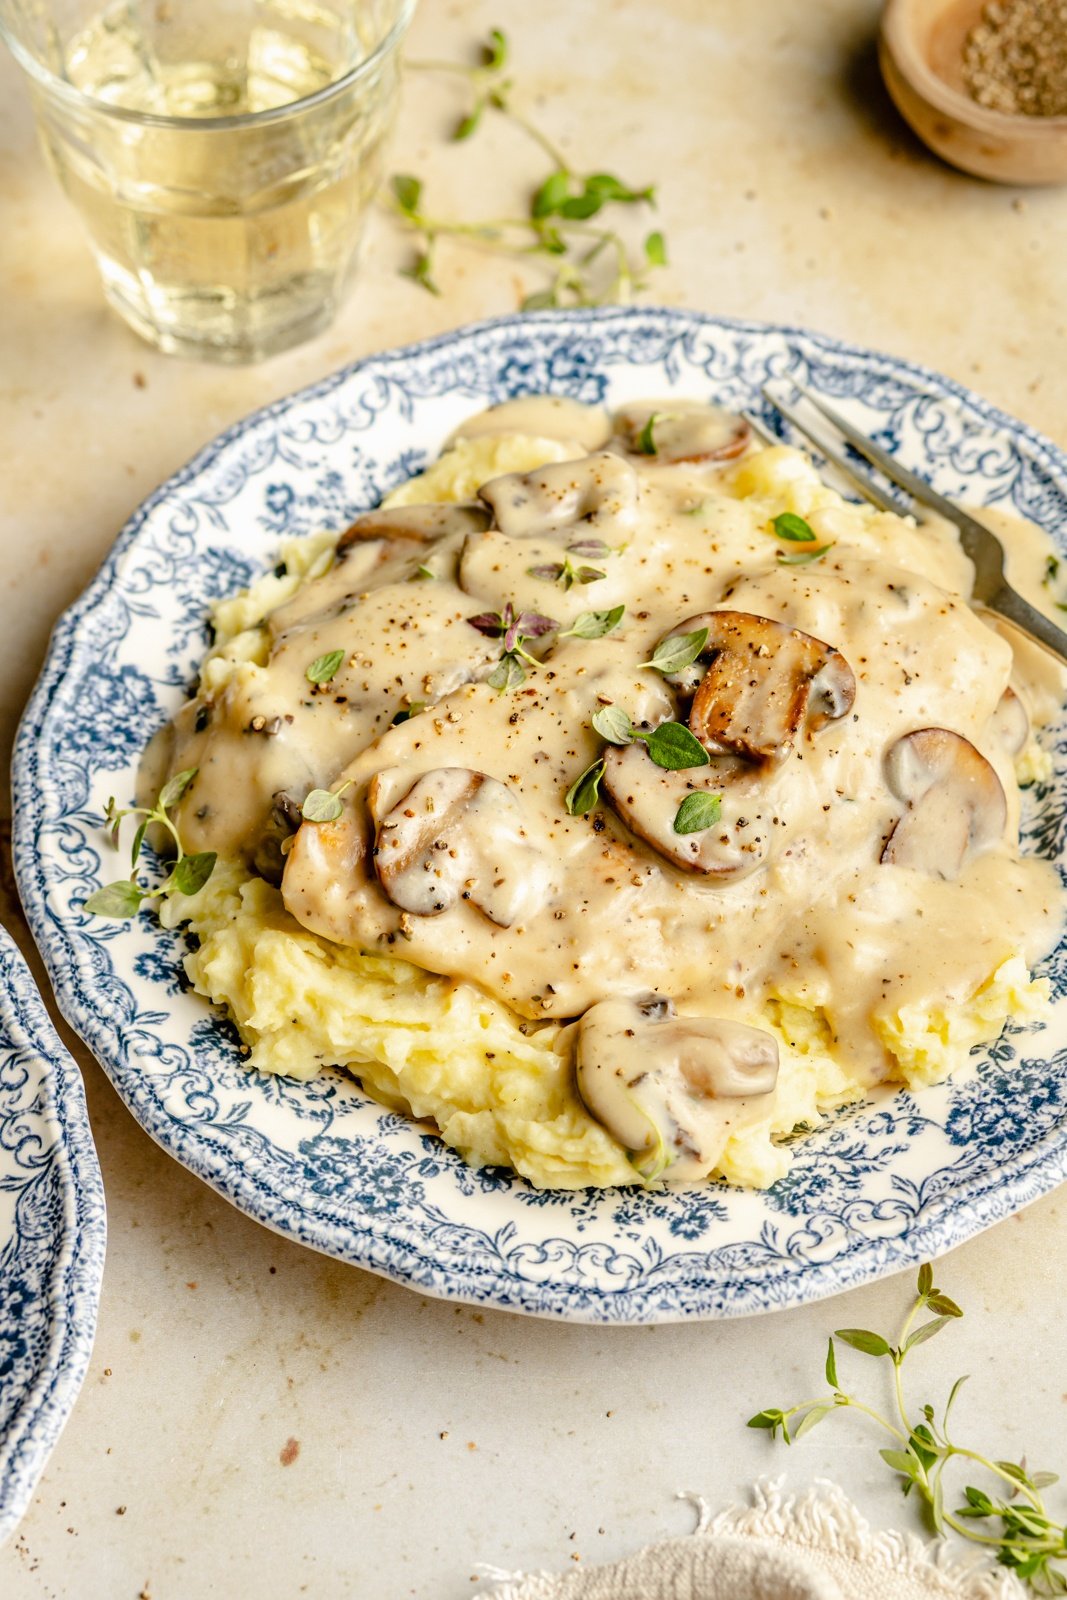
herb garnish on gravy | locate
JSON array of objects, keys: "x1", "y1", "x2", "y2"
[{"x1": 101, "y1": 393, "x2": 1064, "y2": 1191}]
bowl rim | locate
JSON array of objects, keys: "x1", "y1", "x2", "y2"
[{"x1": 880, "y1": 0, "x2": 1067, "y2": 136}]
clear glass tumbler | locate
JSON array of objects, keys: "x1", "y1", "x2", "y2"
[{"x1": 0, "y1": 0, "x2": 416, "y2": 363}]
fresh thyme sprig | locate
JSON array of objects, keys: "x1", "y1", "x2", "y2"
[
  {"x1": 528, "y1": 536, "x2": 616, "y2": 590},
  {"x1": 392, "y1": 29, "x2": 667, "y2": 308},
  {"x1": 566, "y1": 708, "x2": 711, "y2": 817},
  {"x1": 748, "y1": 1265, "x2": 1067, "y2": 1592},
  {"x1": 83, "y1": 769, "x2": 216, "y2": 919},
  {"x1": 591, "y1": 704, "x2": 709, "y2": 769},
  {"x1": 467, "y1": 601, "x2": 559, "y2": 689},
  {"x1": 466, "y1": 598, "x2": 623, "y2": 688}
]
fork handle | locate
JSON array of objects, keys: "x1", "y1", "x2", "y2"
[{"x1": 985, "y1": 582, "x2": 1067, "y2": 668}]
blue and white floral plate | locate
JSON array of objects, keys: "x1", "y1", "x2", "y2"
[
  {"x1": 0, "y1": 925, "x2": 105, "y2": 1543},
  {"x1": 13, "y1": 308, "x2": 1067, "y2": 1323}
]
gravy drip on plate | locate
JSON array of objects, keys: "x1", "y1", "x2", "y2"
[{"x1": 149, "y1": 397, "x2": 1065, "y2": 1172}]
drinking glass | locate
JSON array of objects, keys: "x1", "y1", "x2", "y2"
[{"x1": 0, "y1": 0, "x2": 416, "y2": 362}]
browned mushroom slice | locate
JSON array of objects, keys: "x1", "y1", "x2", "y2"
[
  {"x1": 600, "y1": 744, "x2": 771, "y2": 879},
  {"x1": 370, "y1": 767, "x2": 554, "y2": 927},
  {"x1": 988, "y1": 686, "x2": 1030, "y2": 757},
  {"x1": 610, "y1": 401, "x2": 751, "y2": 465},
  {"x1": 478, "y1": 452, "x2": 640, "y2": 542},
  {"x1": 337, "y1": 503, "x2": 490, "y2": 559},
  {"x1": 659, "y1": 610, "x2": 856, "y2": 763},
  {"x1": 576, "y1": 996, "x2": 779, "y2": 1180},
  {"x1": 881, "y1": 728, "x2": 1007, "y2": 879},
  {"x1": 251, "y1": 789, "x2": 307, "y2": 885}
]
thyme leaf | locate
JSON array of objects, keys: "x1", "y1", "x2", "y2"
[
  {"x1": 591, "y1": 704, "x2": 633, "y2": 744},
  {"x1": 488, "y1": 654, "x2": 526, "y2": 691},
  {"x1": 778, "y1": 544, "x2": 833, "y2": 567},
  {"x1": 565, "y1": 758, "x2": 605, "y2": 816},
  {"x1": 302, "y1": 779, "x2": 354, "y2": 823},
  {"x1": 170, "y1": 851, "x2": 217, "y2": 897},
  {"x1": 561, "y1": 604, "x2": 625, "y2": 640},
  {"x1": 399, "y1": 251, "x2": 442, "y2": 296},
  {"x1": 644, "y1": 230, "x2": 668, "y2": 266},
  {"x1": 158, "y1": 767, "x2": 198, "y2": 811},
  {"x1": 772, "y1": 511, "x2": 817, "y2": 542},
  {"x1": 391, "y1": 700, "x2": 426, "y2": 726},
  {"x1": 673, "y1": 791, "x2": 721, "y2": 833},
  {"x1": 306, "y1": 648, "x2": 345, "y2": 685},
  {"x1": 643, "y1": 627, "x2": 709, "y2": 675},
  {"x1": 566, "y1": 537, "x2": 613, "y2": 560},
  {"x1": 391, "y1": 173, "x2": 423, "y2": 215},
  {"x1": 637, "y1": 413, "x2": 659, "y2": 455},
  {"x1": 83, "y1": 879, "x2": 145, "y2": 918},
  {"x1": 641, "y1": 722, "x2": 709, "y2": 770}
]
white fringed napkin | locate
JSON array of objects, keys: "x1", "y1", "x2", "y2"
[{"x1": 483, "y1": 1481, "x2": 1027, "y2": 1600}]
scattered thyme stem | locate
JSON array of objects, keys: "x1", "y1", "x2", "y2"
[
  {"x1": 840, "y1": 1396, "x2": 909, "y2": 1444},
  {"x1": 390, "y1": 27, "x2": 665, "y2": 308},
  {"x1": 748, "y1": 1265, "x2": 1067, "y2": 1592},
  {"x1": 893, "y1": 1362, "x2": 912, "y2": 1440},
  {"x1": 155, "y1": 813, "x2": 184, "y2": 858},
  {"x1": 503, "y1": 103, "x2": 571, "y2": 173}
]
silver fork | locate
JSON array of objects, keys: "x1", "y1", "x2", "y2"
[{"x1": 750, "y1": 382, "x2": 1067, "y2": 668}]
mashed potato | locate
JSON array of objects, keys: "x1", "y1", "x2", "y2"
[{"x1": 156, "y1": 409, "x2": 1060, "y2": 1190}]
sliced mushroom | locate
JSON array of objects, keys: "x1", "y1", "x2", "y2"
[
  {"x1": 600, "y1": 744, "x2": 772, "y2": 879},
  {"x1": 337, "y1": 503, "x2": 490, "y2": 560},
  {"x1": 576, "y1": 996, "x2": 779, "y2": 1180},
  {"x1": 478, "y1": 452, "x2": 640, "y2": 543},
  {"x1": 661, "y1": 610, "x2": 856, "y2": 763},
  {"x1": 251, "y1": 789, "x2": 306, "y2": 885},
  {"x1": 881, "y1": 728, "x2": 1007, "y2": 878},
  {"x1": 370, "y1": 767, "x2": 554, "y2": 927},
  {"x1": 988, "y1": 686, "x2": 1030, "y2": 757},
  {"x1": 610, "y1": 401, "x2": 751, "y2": 465}
]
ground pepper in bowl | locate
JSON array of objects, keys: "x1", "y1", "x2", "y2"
[{"x1": 963, "y1": 0, "x2": 1067, "y2": 116}]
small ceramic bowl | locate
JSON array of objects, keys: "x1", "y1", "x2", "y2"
[{"x1": 880, "y1": 0, "x2": 1067, "y2": 185}]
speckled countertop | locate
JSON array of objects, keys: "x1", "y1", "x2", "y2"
[{"x1": 3, "y1": 1, "x2": 1067, "y2": 1595}]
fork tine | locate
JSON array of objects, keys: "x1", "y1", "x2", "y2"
[
  {"x1": 793, "y1": 382, "x2": 968, "y2": 525},
  {"x1": 765, "y1": 386, "x2": 1067, "y2": 666},
  {"x1": 740, "y1": 410, "x2": 779, "y2": 448},
  {"x1": 790, "y1": 382, "x2": 1011, "y2": 593},
  {"x1": 760, "y1": 386, "x2": 907, "y2": 516}
]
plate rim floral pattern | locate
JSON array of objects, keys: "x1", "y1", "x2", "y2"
[
  {"x1": 0, "y1": 925, "x2": 106, "y2": 1545},
  {"x1": 12, "y1": 305, "x2": 1067, "y2": 1324}
]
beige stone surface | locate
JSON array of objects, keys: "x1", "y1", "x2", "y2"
[{"x1": 2, "y1": 0, "x2": 1067, "y2": 1595}]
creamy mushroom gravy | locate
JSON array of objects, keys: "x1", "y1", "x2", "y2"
[{"x1": 146, "y1": 396, "x2": 1066, "y2": 1184}]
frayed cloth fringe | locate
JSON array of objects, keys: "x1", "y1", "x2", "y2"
[
  {"x1": 695, "y1": 1480, "x2": 1024, "y2": 1598},
  {"x1": 479, "y1": 1479, "x2": 1026, "y2": 1599}
]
